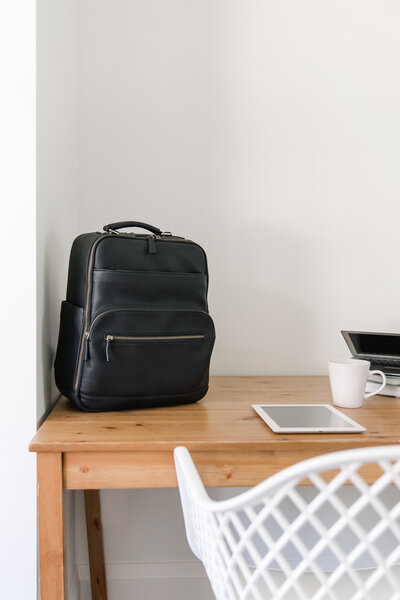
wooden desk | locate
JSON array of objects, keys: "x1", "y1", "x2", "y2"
[{"x1": 29, "y1": 376, "x2": 400, "y2": 600}]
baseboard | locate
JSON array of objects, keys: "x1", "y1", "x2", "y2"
[
  {"x1": 77, "y1": 560, "x2": 206, "y2": 581},
  {"x1": 67, "y1": 564, "x2": 80, "y2": 600},
  {"x1": 77, "y1": 561, "x2": 213, "y2": 600}
]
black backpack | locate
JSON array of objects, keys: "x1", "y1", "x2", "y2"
[{"x1": 55, "y1": 221, "x2": 215, "y2": 411}]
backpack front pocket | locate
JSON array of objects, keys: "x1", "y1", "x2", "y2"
[
  {"x1": 104, "y1": 333, "x2": 206, "y2": 362},
  {"x1": 79, "y1": 308, "x2": 215, "y2": 406},
  {"x1": 91, "y1": 269, "x2": 208, "y2": 316}
]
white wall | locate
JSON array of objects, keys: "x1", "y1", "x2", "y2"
[
  {"x1": 38, "y1": 1, "x2": 400, "y2": 597},
  {"x1": 36, "y1": 1, "x2": 80, "y2": 597},
  {"x1": 37, "y1": 0, "x2": 79, "y2": 420},
  {"x1": 0, "y1": 1, "x2": 36, "y2": 598},
  {"x1": 77, "y1": 0, "x2": 400, "y2": 376}
]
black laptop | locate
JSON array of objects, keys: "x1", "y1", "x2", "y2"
[{"x1": 342, "y1": 330, "x2": 400, "y2": 376}]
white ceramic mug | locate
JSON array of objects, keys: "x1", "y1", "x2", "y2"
[{"x1": 328, "y1": 359, "x2": 386, "y2": 408}]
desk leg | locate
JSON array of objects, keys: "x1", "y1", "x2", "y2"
[
  {"x1": 84, "y1": 490, "x2": 108, "y2": 600},
  {"x1": 37, "y1": 453, "x2": 65, "y2": 599}
]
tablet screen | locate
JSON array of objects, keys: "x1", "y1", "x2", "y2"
[{"x1": 252, "y1": 404, "x2": 365, "y2": 433}]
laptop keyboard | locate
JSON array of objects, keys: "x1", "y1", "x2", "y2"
[{"x1": 369, "y1": 360, "x2": 400, "y2": 374}]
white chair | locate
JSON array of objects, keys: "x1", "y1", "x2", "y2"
[{"x1": 174, "y1": 445, "x2": 400, "y2": 600}]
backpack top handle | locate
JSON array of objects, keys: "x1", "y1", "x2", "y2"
[{"x1": 103, "y1": 221, "x2": 163, "y2": 236}]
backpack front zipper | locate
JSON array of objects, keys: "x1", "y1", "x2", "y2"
[
  {"x1": 80, "y1": 306, "x2": 210, "y2": 368},
  {"x1": 104, "y1": 333, "x2": 205, "y2": 362}
]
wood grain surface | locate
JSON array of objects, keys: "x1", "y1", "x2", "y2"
[
  {"x1": 37, "y1": 453, "x2": 65, "y2": 599},
  {"x1": 30, "y1": 376, "x2": 400, "y2": 453},
  {"x1": 84, "y1": 490, "x2": 108, "y2": 600}
]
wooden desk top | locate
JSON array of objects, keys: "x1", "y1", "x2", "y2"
[{"x1": 30, "y1": 376, "x2": 400, "y2": 454}]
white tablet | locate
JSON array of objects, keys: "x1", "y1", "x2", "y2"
[{"x1": 252, "y1": 404, "x2": 366, "y2": 434}]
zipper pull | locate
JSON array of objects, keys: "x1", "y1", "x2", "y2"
[
  {"x1": 105, "y1": 335, "x2": 114, "y2": 362},
  {"x1": 147, "y1": 235, "x2": 157, "y2": 254},
  {"x1": 84, "y1": 332, "x2": 90, "y2": 360}
]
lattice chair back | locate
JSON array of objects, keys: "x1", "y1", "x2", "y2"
[{"x1": 174, "y1": 445, "x2": 400, "y2": 600}]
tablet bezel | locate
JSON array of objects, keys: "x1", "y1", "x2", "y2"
[{"x1": 252, "y1": 403, "x2": 366, "y2": 434}]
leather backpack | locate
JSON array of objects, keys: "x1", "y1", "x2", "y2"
[{"x1": 54, "y1": 221, "x2": 215, "y2": 411}]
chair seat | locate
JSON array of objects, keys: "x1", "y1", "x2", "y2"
[
  {"x1": 248, "y1": 566, "x2": 400, "y2": 600},
  {"x1": 174, "y1": 445, "x2": 400, "y2": 600}
]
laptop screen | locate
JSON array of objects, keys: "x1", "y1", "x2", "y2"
[{"x1": 342, "y1": 331, "x2": 400, "y2": 358}]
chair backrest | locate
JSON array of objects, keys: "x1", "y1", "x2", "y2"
[{"x1": 174, "y1": 445, "x2": 400, "y2": 600}]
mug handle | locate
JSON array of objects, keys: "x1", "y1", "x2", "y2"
[{"x1": 364, "y1": 370, "x2": 387, "y2": 398}]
